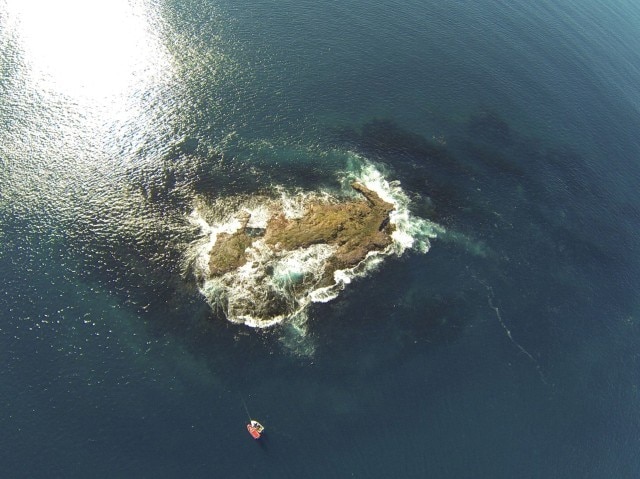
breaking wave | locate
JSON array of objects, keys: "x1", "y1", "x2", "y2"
[{"x1": 189, "y1": 155, "x2": 442, "y2": 329}]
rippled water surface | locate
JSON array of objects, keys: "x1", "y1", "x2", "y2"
[{"x1": 1, "y1": 0, "x2": 640, "y2": 477}]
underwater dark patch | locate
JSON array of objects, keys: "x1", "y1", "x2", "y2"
[{"x1": 466, "y1": 110, "x2": 513, "y2": 144}]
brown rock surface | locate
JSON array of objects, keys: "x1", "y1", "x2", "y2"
[
  {"x1": 208, "y1": 213, "x2": 252, "y2": 276},
  {"x1": 208, "y1": 183, "x2": 395, "y2": 279}
]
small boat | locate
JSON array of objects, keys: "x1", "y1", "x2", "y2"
[{"x1": 247, "y1": 420, "x2": 264, "y2": 439}]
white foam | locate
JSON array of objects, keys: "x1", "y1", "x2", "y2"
[
  {"x1": 272, "y1": 244, "x2": 336, "y2": 288},
  {"x1": 278, "y1": 311, "x2": 316, "y2": 356},
  {"x1": 188, "y1": 207, "x2": 249, "y2": 279},
  {"x1": 239, "y1": 203, "x2": 273, "y2": 229},
  {"x1": 189, "y1": 155, "x2": 444, "y2": 334},
  {"x1": 342, "y1": 153, "x2": 443, "y2": 255},
  {"x1": 278, "y1": 187, "x2": 308, "y2": 219}
]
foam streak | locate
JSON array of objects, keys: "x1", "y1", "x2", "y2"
[{"x1": 477, "y1": 278, "x2": 548, "y2": 385}]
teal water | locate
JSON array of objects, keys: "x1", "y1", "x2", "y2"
[{"x1": 1, "y1": 0, "x2": 640, "y2": 477}]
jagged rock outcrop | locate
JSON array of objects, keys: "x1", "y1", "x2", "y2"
[
  {"x1": 207, "y1": 213, "x2": 253, "y2": 276},
  {"x1": 208, "y1": 182, "x2": 395, "y2": 280}
]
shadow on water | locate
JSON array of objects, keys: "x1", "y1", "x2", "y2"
[
  {"x1": 326, "y1": 112, "x2": 639, "y2": 347},
  {"x1": 301, "y1": 244, "x2": 489, "y2": 380},
  {"x1": 4, "y1": 108, "x2": 637, "y2": 478},
  {"x1": 37, "y1": 109, "x2": 638, "y2": 405},
  {"x1": 328, "y1": 116, "x2": 518, "y2": 230},
  {"x1": 62, "y1": 109, "x2": 636, "y2": 376}
]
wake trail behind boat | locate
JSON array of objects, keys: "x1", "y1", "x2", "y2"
[{"x1": 240, "y1": 394, "x2": 252, "y2": 421}]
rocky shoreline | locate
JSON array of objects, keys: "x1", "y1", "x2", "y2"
[{"x1": 208, "y1": 182, "x2": 395, "y2": 283}]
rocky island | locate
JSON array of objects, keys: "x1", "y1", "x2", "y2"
[
  {"x1": 207, "y1": 182, "x2": 395, "y2": 285},
  {"x1": 191, "y1": 162, "x2": 438, "y2": 328}
]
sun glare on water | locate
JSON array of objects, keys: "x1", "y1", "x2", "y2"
[
  {"x1": 0, "y1": 0, "x2": 181, "y2": 220},
  {"x1": 5, "y1": 0, "x2": 171, "y2": 106}
]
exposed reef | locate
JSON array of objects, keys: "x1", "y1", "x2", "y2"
[
  {"x1": 207, "y1": 182, "x2": 395, "y2": 284},
  {"x1": 207, "y1": 213, "x2": 254, "y2": 276},
  {"x1": 191, "y1": 159, "x2": 440, "y2": 328}
]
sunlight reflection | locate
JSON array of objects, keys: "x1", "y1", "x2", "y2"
[{"x1": 5, "y1": 0, "x2": 171, "y2": 103}]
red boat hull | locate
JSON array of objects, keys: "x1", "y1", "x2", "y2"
[{"x1": 247, "y1": 424, "x2": 261, "y2": 439}]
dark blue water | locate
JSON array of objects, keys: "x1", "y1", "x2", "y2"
[{"x1": 1, "y1": 0, "x2": 639, "y2": 477}]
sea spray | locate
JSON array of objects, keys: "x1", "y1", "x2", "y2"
[
  {"x1": 340, "y1": 154, "x2": 445, "y2": 254},
  {"x1": 189, "y1": 156, "x2": 442, "y2": 330}
]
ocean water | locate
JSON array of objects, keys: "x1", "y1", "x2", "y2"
[{"x1": 1, "y1": 0, "x2": 639, "y2": 477}]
